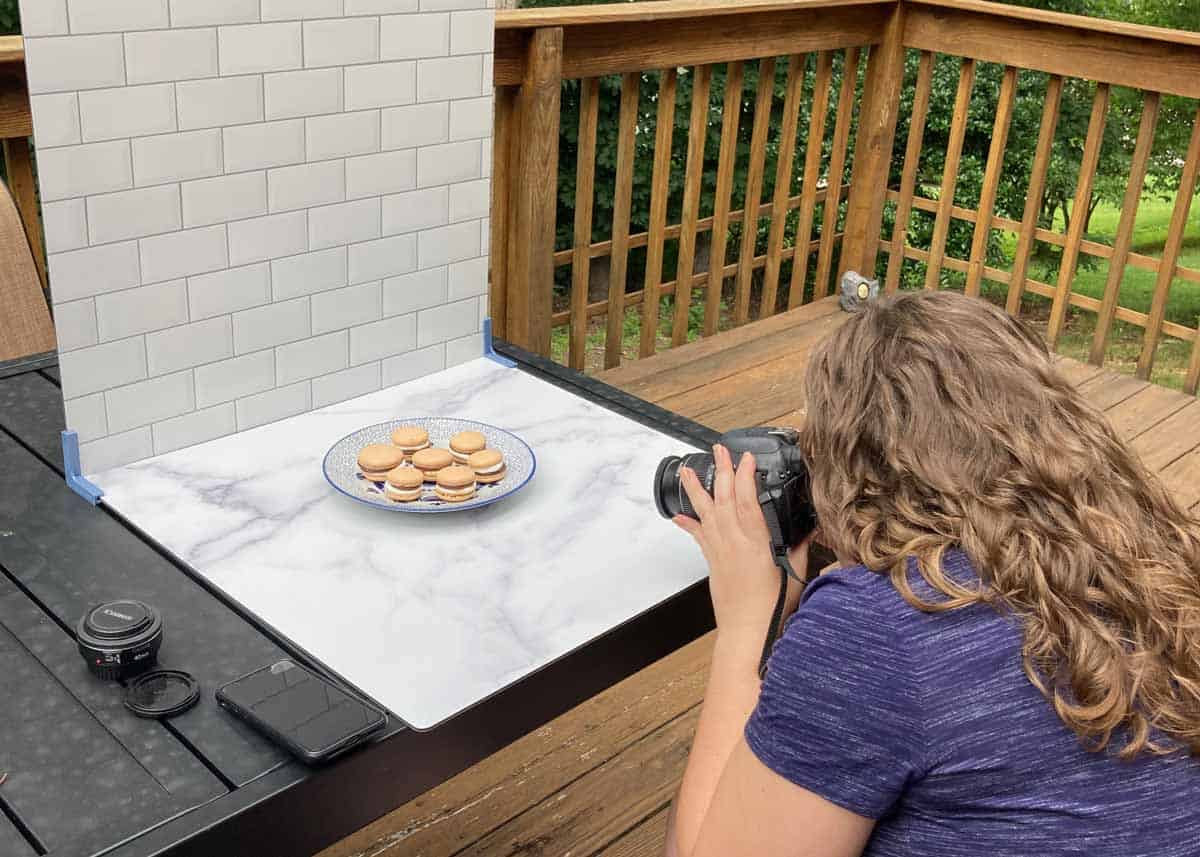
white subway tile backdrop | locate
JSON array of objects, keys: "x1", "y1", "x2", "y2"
[{"x1": 20, "y1": 0, "x2": 495, "y2": 473}]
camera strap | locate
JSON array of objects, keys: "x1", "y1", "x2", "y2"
[{"x1": 758, "y1": 501, "x2": 806, "y2": 677}]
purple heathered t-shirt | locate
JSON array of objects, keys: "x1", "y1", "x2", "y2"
[{"x1": 744, "y1": 549, "x2": 1200, "y2": 856}]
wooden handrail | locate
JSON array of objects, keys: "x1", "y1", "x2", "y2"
[
  {"x1": 494, "y1": 0, "x2": 890, "y2": 85},
  {"x1": 909, "y1": 0, "x2": 1200, "y2": 49},
  {"x1": 0, "y1": 35, "x2": 24, "y2": 66},
  {"x1": 497, "y1": 0, "x2": 1200, "y2": 49},
  {"x1": 904, "y1": 2, "x2": 1200, "y2": 98},
  {"x1": 495, "y1": 0, "x2": 883, "y2": 28}
]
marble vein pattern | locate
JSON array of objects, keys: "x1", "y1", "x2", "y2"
[{"x1": 92, "y1": 359, "x2": 707, "y2": 729}]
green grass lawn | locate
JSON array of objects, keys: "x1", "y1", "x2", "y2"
[{"x1": 987, "y1": 192, "x2": 1199, "y2": 388}]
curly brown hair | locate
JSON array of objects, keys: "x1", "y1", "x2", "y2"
[{"x1": 801, "y1": 289, "x2": 1200, "y2": 758}]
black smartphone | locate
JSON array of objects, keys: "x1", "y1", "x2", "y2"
[{"x1": 216, "y1": 659, "x2": 387, "y2": 764}]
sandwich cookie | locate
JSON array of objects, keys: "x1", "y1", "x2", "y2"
[
  {"x1": 412, "y1": 447, "x2": 454, "y2": 482},
  {"x1": 435, "y1": 465, "x2": 477, "y2": 503},
  {"x1": 358, "y1": 444, "x2": 406, "y2": 482},
  {"x1": 390, "y1": 425, "x2": 430, "y2": 459},
  {"x1": 467, "y1": 448, "x2": 507, "y2": 484},
  {"x1": 448, "y1": 430, "x2": 486, "y2": 464},
  {"x1": 385, "y1": 466, "x2": 424, "y2": 502}
]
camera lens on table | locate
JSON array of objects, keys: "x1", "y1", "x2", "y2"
[{"x1": 77, "y1": 599, "x2": 164, "y2": 681}]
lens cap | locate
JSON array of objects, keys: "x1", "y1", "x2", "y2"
[
  {"x1": 125, "y1": 669, "x2": 200, "y2": 718},
  {"x1": 84, "y1": 600, "x2": 153, "y2": 639}
]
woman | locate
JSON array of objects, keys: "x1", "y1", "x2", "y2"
[{"x1": 666, "y1": 290, "x2": 1200, "y2": 857}]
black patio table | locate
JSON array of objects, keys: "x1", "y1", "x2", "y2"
[{"x1": 0, "y1": 345, "x2": 716, "y2": 857}]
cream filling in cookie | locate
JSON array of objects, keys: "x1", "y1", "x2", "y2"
[
  {"x1": 437, "y1": 482, "x2": 477, "y2": 497},
  {"x1": 449, "y1": 450, "x2": 473, "y2": 463},
  {"x1": 472, "y1": 462, "x2": 505, "y2": 475},
  {"x1": 385, "y1": 484, "x2": 422, "y2": 500},
  {"x1": 361, "y1": 469, "x2": 393, "y2": 481},
  {"x1": 398, "y1": 441, "x2": 430, "y2": 454}
]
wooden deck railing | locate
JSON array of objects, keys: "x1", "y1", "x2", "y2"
[
  {"x1": 491, "y1": 0, "x2": 1200, "y2": 396},
  {"x1": 0, "y1": 36, "x2": 46, "y2": 296}
]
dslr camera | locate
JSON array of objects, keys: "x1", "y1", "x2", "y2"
[{"x1": 654, "y1": 427, "x2": 817, "y2": 564}]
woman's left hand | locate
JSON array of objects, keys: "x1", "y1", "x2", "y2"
[{"x1": 673, "y1": 444, "x2": 811, "y2": 652}]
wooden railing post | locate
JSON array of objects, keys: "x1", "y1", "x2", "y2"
[
  {"x1": 840, "y1": 1, "x2": 908, "y2": 283},
  {"x1": 504, "y1": 27, "x2": 563, "y2": 356},
  {"x1": 489, "y1": 85, "x2": 517, "y2": 338}
]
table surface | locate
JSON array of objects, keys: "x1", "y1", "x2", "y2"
[
  {"x1": 91, "y1": 357, "x2": 706, "y2": 729},
  {"x1": 0, "y1": 366, "x2": 293, "y2": 856},
  {"x1": 0, "y1": 352, "x2": 716, "y2": 857}
]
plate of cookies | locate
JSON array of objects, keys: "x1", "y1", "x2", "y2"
[{"x1": 322, "y1": 418, "x2": 536, "y2": 513}]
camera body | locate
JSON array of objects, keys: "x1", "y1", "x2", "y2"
[{"x1": 654, "y1": 427, "x2": 817, "y2": 549}]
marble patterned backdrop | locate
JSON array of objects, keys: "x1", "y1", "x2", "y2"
[{"x1": 93, "y1": 359, "x2": 708, "y2": 729}]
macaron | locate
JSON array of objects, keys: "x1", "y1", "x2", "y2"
[
  {"x1": 467, "y1": 448, "x2": 507, "y2": 484},
  {"x1": 358, "y1": 444, "x2": 406, "y2": 482},
  {"x1": 384, "y1": 466, "x2": 424, "y2": 502},
  {"x1": 390, "y1": 425, "x2": 430, "y2": 459},
  {"x1": 435, "y1": 465, "x2": 477, "y2": 503},
  {"x1": 412, "y1": 447, "x2": 454, "y2": 482},
  {"x1": 449, "y1": 430, "x2": 487, "y2": 464}
]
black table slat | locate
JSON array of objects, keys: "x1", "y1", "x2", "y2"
[
  {"x1": 0, "y1": 810, "x2": 36, "y2": 857},
  {"x1": 0, "y1": 579, "x2": 226, "y2": 807},
  {"x1": 0, "y1": 371, "x2": 65, "y2": 471},
  {"x1": 0, "y1": 587, "x2": 202, "y2": 856},
  {"x1": 0, "y1": 432, "x2": 289, "y2": 786}
]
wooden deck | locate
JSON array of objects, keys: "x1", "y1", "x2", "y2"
[{"x1": 323, "y1": 297, "x2": 1200, "y2": 857}]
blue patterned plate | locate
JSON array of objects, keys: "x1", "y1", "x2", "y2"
[{"x1": 322, "y1": 417, "x2": 536, "y2": 513}]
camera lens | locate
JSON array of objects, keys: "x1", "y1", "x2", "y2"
[
  {"x1": 77, "y1": 600, "x2": 164, "y2": 681},
  {"x1": 653, "y1": 453, "x2": 715, "y2": 520}
]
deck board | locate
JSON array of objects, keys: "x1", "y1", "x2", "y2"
[{"x1": 331, "y1": 306, "x2": 1200, "y2": 857}]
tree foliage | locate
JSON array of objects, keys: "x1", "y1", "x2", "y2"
[{"x1": 0, "y1": 0, "x2": 18, "y2": 34}]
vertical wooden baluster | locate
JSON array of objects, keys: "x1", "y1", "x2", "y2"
[
  {"x1": 703, "y1": 61, "x2": 744, "y2": 337},
  {"x1": 568, "y1": 77, "x2": 600, "y2": 371},
  {"x1": 923, "y1": 56, "x2": 976, "y2": 291},
  {"x1": 507, "y1": 27, "x2": 562, "y2": 357},
  {"x1": 965, "y1": 65, "x2": 1017, "y2": 297},
  {"x1": 788, "y1": 51, "x2": 833, "y2": 309},
  {"x1": 1178, "y1": 122, "x2": 1200, "y2": 392},
  {"x1": 733, "y1": 56, "x2": 776, "y2": 326},
  {"x1": 605, "y1": 72, "x2": 639, "y2": 369},
  {"x1": 1142, "y1": 106, "x2": 1200, "y2": 381},
  {"x1": 3, "y1": 138, "x2": 46, "y2": 295},
  {"x1": 1090, "y1": 91, "x2": 1159, "y2": 365},
  {"x1": 670, "y1": 64, "x2": 713, "y2": 348},
  {"x1": 1047, "y1": 83, "x2": 1110, "y2": 348},
  {"x1": 760, "y1": 54, "x2": 805, "y2": 318},
  {"x1": 813, "y1": 46, "x2": 860, "y2": 300},
  {"x1": 1007, "y1": 74, "x2": 1063, "y2": 315},
  {"x1": 840, "y1": 2, "x2": 908, "y2": 283},
  {"x1": 639, "y1": 67, "x2": 678, "y2": 358},
  {"x1": 884, "y1": 50, "x2": 933, "y2": 294},
  {"x1": 489, "y1": 87, "x2": 517, "y2": 337}
]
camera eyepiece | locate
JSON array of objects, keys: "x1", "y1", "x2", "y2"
[{"x1": 77, "y1": 600, "x2": 164, "y2": 681}]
